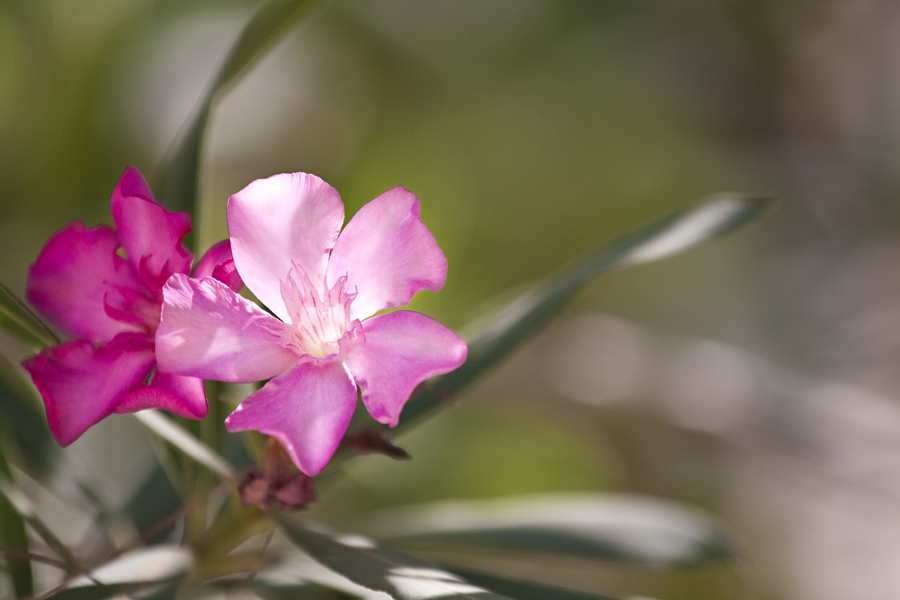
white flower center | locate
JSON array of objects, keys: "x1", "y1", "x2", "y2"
[{"x1": 280, "y1": 264, "x2": 355, "y2": 358}]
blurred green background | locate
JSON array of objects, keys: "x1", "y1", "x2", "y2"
[{"x1": 4, "y1": 1, "x2": 900, "y2": 599}]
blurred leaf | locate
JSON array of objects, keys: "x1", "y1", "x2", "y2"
[
  {"x1": 47, "y1": 547, "x2": 191, "y2": 600},
  {"x1": 123, "y1": 465, "x2": 182, "y2": 544},
  {"x1": 368, "y1": 493, "x2": 735, "y2": 566},
  {"x1": 0, "y1": 470, "x2": 84, "y2": 574},
  {"x1": 0, "y1": 280, "x2": 57, "y2": 351},
  {"x1": 0, "y1": 439, "x2": 33, "y2": 598},
  {"x1": 279, "y1": 518, "x2": 516, "y2": 599},
  {"x1": 395, "y1": 195, "x2": 769, "y2": 430},
  {"x1": 132, "y1": 410, "x2": 236, "y2": 479},
  {"x1": 245, "y1": 580, "x2": 358, "y2": 599},
  {"x1": 0, "y1": 352, "x2": 57, "y2": 473},
  {"x1": 442, "y1": 567, "x2": 618, "y2": 600},
  {"x1": 155, "y1": 0, "x2": 320, "y2": 217},
  {"x1": 45, "y1": 579, "x2": 181, "y2": 600}
]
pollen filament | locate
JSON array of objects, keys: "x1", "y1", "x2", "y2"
[{"x1": 280, "y1": 264, "x2": 356, "y2": 358}]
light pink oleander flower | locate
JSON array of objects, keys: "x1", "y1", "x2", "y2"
[
  {"x1": 156, "y1": 172, "x2": 468, "y2": 475},
  {"x1": 22, "y1": 167, "x2": 241, "y2": 446}
]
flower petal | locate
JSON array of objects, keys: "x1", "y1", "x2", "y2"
[
  {"x1": 21, "y1": 333, "x2": 156, "y2": 446},
  {"x1": 115, "y1": 371, "x2": 208, "y2": 419},
  {"x1": 344, "y1": 310, "x2": 467, "y2": 427},
  {"x1": 193, "y1": 239, "x2": 232, "y2": 278},
  {"x1": 26, "y1": 222, "x2": 145, "y2": 341},
  {"x1": 228, "y1": 173, "x2": 344, "y2": 321},
  {"x1": 110, "y1": 166, "x2": 194, "y2": 291},
  {"x1": 326, "y1": 186, "x2": 447, "y2": 321},
  {"x1": 195, "y1": 240, "x2": 243, "y2": 292},
  {"x1": 156, "y1": 274, "x2": 298, "y2": 382},
  {"x1": 225, "y1": 359, "x2": 357, "y2": 476}
]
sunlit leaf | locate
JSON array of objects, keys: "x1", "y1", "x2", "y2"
[
  {"x1": 155, "y1": 0, "x2": 319, "y2": 217},
  {"x1": 245, "y1": 579, "x2": 367, "y2": 599},
  {"x1": 47, "y1": 547, "x2": 191, "y2": 600},
  {"x1": 394, "y1": 195, "x2": 769, "y2": 431},
  {"x1": 279, "y1": 519, "x2": 517, "y2": 599},
  {"x1": 45, "y1": 579, "x2": 181, "y2": 600},
  {"x1": 367, "y1": 493, "x2": 735, "y2": 566},
  {"x1": 132, "y1": 410, "x2": 236, "y2": 479},
  {"x1": 0, "y1": 471, "x2": 83, "y2": 574},
  {"x1": 0, "y1": 280, "x2": 57, "y2": 351},
  {"x1": 442, "y1": 567, "x2": 619, "y2": 600}
]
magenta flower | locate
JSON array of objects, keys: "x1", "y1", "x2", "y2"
[
  {"x1": 22, "y1": 167, "x2": 240, "y2": 446},
  {"x1": 156, "y1": 173, "x2": 468, "y2": 475}
]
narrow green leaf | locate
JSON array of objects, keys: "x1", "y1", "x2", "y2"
[
  {"x1": 279, "y1": 519, "x2": 517, "y2": 600},
  {"x1": 0, "y1": 281, "x2": 58, "y2": 351},
  {"x1": 0, "y1": 439, "x2": 33, "y2": 598},
  {"x1": 396, "y1": 195, "x2": 769, "y2": 430},
  {"x1": 245, "y1": 580, "x2": 357, "y2": 599},
  {"x1": 123, "y1": 465, "x2": 182, "y2": 544},
  {"x1": 367, "y1": 493, "x2": 735, "y2": 567},
  {"x1": 44, "y1": 583, "x2": 146, "y2": 600},
  {"x1": 46, "y1": 547, "x2": 190, "y2": 599},
  {"x1": 155, "y1": 0, "x2": 319, "y2": 216},
  {"x1": 44, "y1": 579, "x2": 180, "y2": 600},
  {"x1": 211, "y1": 0, "x2": 321, "y2": 93},
  {"x1": 442, "y1": 567, "x2": 619, "y2": 600},
  {"x1": 0, "y1": 471, "x2": 84, "y2": 574},
  {"x1": 0, "y1": 352, "x2": 57, "y2": 473},
  {"x1": 132, "y1": 410, "x2": 236, "y2": 479}
]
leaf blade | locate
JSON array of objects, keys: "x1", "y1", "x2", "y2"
[
  {"x1": 279, "y1": 519, "x2": 517, "y2": 600},
  {"x1": 0, "y1": 280, "x2": 58, "y2": 351},
  {"x1": 0, "y1": 438, "x2": 33, "y2": 598},
  {"x1": 154, "y1": 0, "x2": 319, "y2": 216},
  {"x1": 132, "y1": 410, "x2": 236, "y2": 479},
  {"x1": 397, "y1": 195, "x2": 769, "y2": 430},
  {"x1": 366, "y1": 493, "x2": 736, "y2": 567},
  {"x1": 442, "y1": 567, "x2": 619, "y2": 600}
]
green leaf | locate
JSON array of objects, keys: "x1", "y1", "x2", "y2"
[
  {"x1": 44, "y1": 579, "x2": 181, "y2": 600},
  {"x1": 46, "y1": 547, "x2": 191, "y2": 599},
  {"x1": 0, "y1": 470, "x2": 84, "y2": 575},
  {"x1": 123, "y1": 465, "x2": 182, "y2": 544},
  {"x1": 442, "y1": 567, "x2": 619, "y2": 600},
  {"x1": 0, "y1": 439, "x2": 33, "y2": 598},
  {"x1": 132, "y1": 410, "x2": 236, "y2": 479},
  {"x1": 279, "y1": 518, "x2": 517, "y2": 599},
  {"x1": 245, "y1": 580, "x2": 358, "y2": 599},
  {"x1": 155, "y1": 0, "x2": 319, "y2": 216},
  {"x1": 367, "y1": 493, "x2": 735, "y2": 567},
  {"x1": 395, "y1": 194, "x2": 769, "y2": 431},
  {"x1": 0, "y1": 280, "x2": 58, "y2": 351},
  {"x1": 0, "y1": 352, "x2": 57, "y2": 473}
]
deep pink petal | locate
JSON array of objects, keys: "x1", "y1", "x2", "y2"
[
  {"x1": 194, "y1": 239, "x2": 233, "y2": 279},
  {"x1": 156, "y1": 274, "x2": 298, "y2": 382},
  {"x1": 21, "y1": 333, "x2": 156, "y2": 446},
  {"x1": 110, "y1": 166, "x2": 194, "y2": 291},
  {"x1": 326, "y1": 186, "x2": 447, "y2": 321},
  {"x1": 225, "y1": 358, "x2": 357, "y2": 475},
  {"x1": 227, "y1": 173, "x2": 344, "y2": 321},
  {"x1": 115, "y1": 371, "x2": 207, "y2": 419},
  {"x1": 195, "y1": 240, "x2": 243, "y2": 292},
  {"x1": 344, "y1": 311, "x2": 467, "y2": 427},
  {"x1": 26, "y1": 222, "x2": 145, "y2": 341}
]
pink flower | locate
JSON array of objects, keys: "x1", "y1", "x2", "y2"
[
  {"x1": 156, "y1": 173, "x2": 468, "y2": 475},
  {"x1": 22, "y1": 167, "x2": 241, "y2": 446}
]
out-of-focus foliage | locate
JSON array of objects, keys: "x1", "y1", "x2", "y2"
[{"x1": 3, "y1": 0, "x2": 900, "y2": 599}]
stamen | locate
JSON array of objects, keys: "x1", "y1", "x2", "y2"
[{"x1": 280, "y1": 264, "x2": 356, "y2": 358}]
